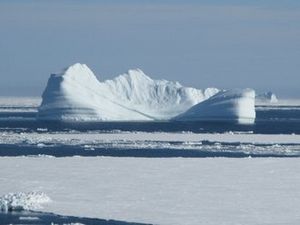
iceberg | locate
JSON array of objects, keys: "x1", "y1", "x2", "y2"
[
  {"x1": 38, "y1": 63, "x2": 218, "y2": 121},
  {"x1": 256, "y1": 91, "x2": 278, "y2": 104},
  {"x1": 38, "y1": 63, "x2": 256, "y2": 123},
  {"x1": 173, "y1": 89, "x2": 256, "y2": 124}
]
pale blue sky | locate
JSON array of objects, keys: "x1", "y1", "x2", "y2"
[{"x1": 0, "y1": 0, "x2": 299, "y2": 97}]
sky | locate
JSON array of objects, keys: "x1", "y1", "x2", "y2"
[{"x1": 0, "y1": 0, "x2": 299, "y2": 98}]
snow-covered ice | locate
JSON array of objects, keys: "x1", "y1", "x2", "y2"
[
  {"x1": 174, "y1": 88, "x2": 256, "y2": 124},
  {"x1": 38, "y1": 63, "x2": 219, "y2": 121},
  {"x1": 0, "y1": 157, "x2": 299, "y2": 225}
]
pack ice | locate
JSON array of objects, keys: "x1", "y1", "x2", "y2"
[{"x1": 38, "y1": 63, "x2": 256, "y2": 123}]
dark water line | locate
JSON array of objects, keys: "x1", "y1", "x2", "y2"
[
  {"x1": 0, "y1": 120, "x2": 300, "y2": 134},
  {"x1": 0, "y1": 210, "x2": 151, "y2": 225},
  {"x1": 0, "y1": 145, "x2": 299, "y2": 158}
]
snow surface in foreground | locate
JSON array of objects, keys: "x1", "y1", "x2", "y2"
[{"x1": 0, "y1": 157, "x2": 299, "y2": 225}]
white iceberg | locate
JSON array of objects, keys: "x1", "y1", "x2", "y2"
[
  {"x1": 38, "y1": 63, "x2": 218, "y2": 121},
  {"x1": 256, "y1": 91, "x2": 278, "y2": 104},
  {"x1": 38, "y1": 63, "x2": 256, "y2": 123},
  {"x1": 173, "y1": 89, "x2": 256, "y2": 124}
]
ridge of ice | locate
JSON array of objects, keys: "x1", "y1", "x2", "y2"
[
  {"x1": 38, "y1": 63, "x2": 219, "y2": 121},
  {"x1": 0, "y1": 192, "x2": 51, "y2": 212},
  {"x1": 173, "y1": 88, "x2": 256, "y2": 124}
]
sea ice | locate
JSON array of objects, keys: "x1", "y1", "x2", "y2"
[{"x1": 0, "y1": 157, "x2": 299, "y2": 225}]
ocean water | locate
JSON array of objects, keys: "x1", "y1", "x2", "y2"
[{"x1": 0, "y1": 104, "x2": 300, "y2": 157}]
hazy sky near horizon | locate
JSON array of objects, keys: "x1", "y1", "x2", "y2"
[{"x1": 0, "y1": 0, "x2": 299, "y2": 97}]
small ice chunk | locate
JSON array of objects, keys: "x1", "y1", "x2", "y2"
[{"x1": 0, "y1": 192, "x2": 51, "y2": 212}]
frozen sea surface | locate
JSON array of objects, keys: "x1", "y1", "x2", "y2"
[{"x1": 0, "y1": 157, "x2": 300, "y2": 225}]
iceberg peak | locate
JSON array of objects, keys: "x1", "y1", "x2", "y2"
[
  {"x1": 51, "y1": 63, "x2": 97, "y2": 82},
  {"x1": 64, "y1": 62, "x2": 89, "y2": 72},
  {"x1": 128, "y1": 68, "x2": 147, "y2": 76},
  {"x1": 122, "y1": 68, "x2": 153, "y2": 83},
  {"x1": 58, "y1": 63, "x2": 89, "y2": 75}
]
